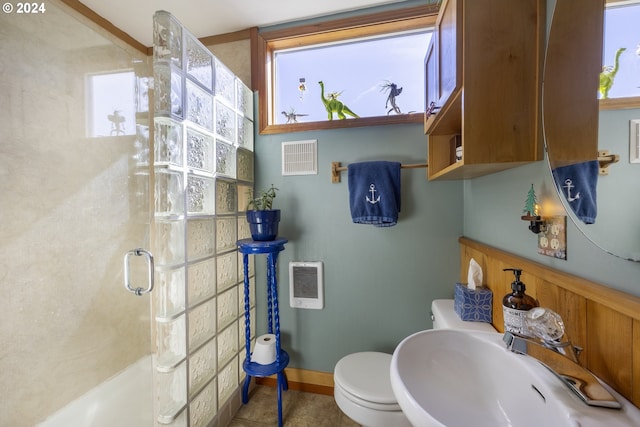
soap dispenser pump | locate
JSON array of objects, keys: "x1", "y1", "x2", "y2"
[{"x1": 502, "y1": 268, "x2": 539, "y2": 336}]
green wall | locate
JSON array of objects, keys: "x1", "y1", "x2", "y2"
[
  {"x1": 254, "y1": 123, "x2": 463, "y2": 372},
  {"x1": 254, "y1": 127, "x2": 640, "y2": 375},
  {"x1": 463, "y1": 157, "x2": 640, "y2": 298}
]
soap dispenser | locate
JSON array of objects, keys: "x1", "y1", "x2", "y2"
[{"x1": 502, "y1": 268, "x2": 539, "y2": 336}]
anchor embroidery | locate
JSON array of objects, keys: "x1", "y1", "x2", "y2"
[
  {"x1": 563, "y1": 178, "x2": 580, "y2": 202},
  {"x1": 366, "y1": 183, "x2": 381, "y2": 204}
]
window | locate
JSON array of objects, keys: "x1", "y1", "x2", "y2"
[
  {"x1": 256, "y1": 6, "x2": 438, "y2": 134},
  {"x1": 87, "y1": 70, "x2": 136, "y2": 137},
  {"x1": 600, "y1": 0, "x2": 640, "y2": 109}
]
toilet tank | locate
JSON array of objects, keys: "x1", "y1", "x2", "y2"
[{"x1": 431, "y1": 299, "x2": 496, "y2": 332}]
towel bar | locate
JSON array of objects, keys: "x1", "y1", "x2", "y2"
[
  {"x1": 331, "y1": 161, "x2": 428, "y2": 183},
  {"x1": 597, "y1": 150, "x2": 619, "y2": 175}
]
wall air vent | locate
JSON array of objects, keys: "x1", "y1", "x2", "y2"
[{"x1": 282, "y1": 140, "x2": 317, "y2": 176}]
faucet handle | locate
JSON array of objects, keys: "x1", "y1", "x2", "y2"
[{"x1": 525, "y1": 307, "x2": 565, "y2": 341}]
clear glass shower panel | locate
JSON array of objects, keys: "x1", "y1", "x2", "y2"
[
  {"x1": 186, "y1": 35, "x2": 213, "y2": 91},
  {"x1": 215, "y1": 100, "x2": 236, "y2": 143},
  {"x1": 156, "y1": 267, "x2": 187, "y2": 319},
  {"x1": 218, "y1": 355, "x2": 240, "y2": 408},
  {"x1": 218, "y1": 287, "x2": 239, "y2": 330},
  {"x1": 217, "y1": 251, "x2": 239, "y2": 292},
  {"x1": 156, "y1": 316, "x2": 187, "y2": 369},
  {"x1": 189, "y1": 339, "x2": 217, "y2": 397},
  {"x1": 237, "y1": 78, "x2": 254, "y2": 121},
  {"x1": 237, "y1": 114, "x2": 254, "y2": 151},
  {"x1": 236, "y1": 148, "x2": 254, "y2": 182},
  {"x1": 216, "y1": 217, "x2": 238, "y2": 253},
  {"x1": 186, "y1": 80, "x2": 214, "y2": 131},
  {"x1": 156, "y1": 361, "x2": 188, "y2": 423},
  {"x1": 187, "y1": 174, "x2": 215, "y2": 215},
  {"x1": 155, "y1": 63, "x2": 184, "y2": 118},
  {"x1": 216, "y1": 179, "x2": 237, "y2": 215},
  {"x1": 190, "y1": 378, "x2": 217, "y2": 427},
  {"x1": 187, "y1": 218, "x2": 216, "y2": 260},
  {"x1": 156, "y1": 169, "x2": 185, "y2": 216},
  {"x1": 186, "y1": 127, "x2": 215, "y2": 173},
  {"x1": 155, "y1": 118, "x2": 184, "y2": 166},
  {"x1": 214, "y1": 59, "x2": 236, "y2": 106},
  {"x1": 0, "y1": 3, "x2": 154, "y2": 426},
  {"x1": 217, "y1": 323, "x2": 239, "y2": 369},
  {"x1": 154, "y1": 220, "x2": 186, "y2": 266},
  {"x1": 215, "y1": 139, "x2": 237, "y2": 178},
  {"x1": 187, "y1": 258, "x2": 217, "y2": 306},
  {"x1": 189, "y1": 298, "x2": 217, "y2": 351},
  {"x1": 153, "y1": 11, "x2": 183, "y2": 67}
]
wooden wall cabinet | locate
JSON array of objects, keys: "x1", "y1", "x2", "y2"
[{"x1": 425, "y1": 0, "x2": 545, "y2": 180}]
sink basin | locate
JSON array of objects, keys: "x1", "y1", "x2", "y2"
[{"x1": 390, "y1": 329, "x2": 640, "y2": 427}]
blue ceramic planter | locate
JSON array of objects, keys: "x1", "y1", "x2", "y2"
[{"x1": 246, "y1": 209, "x2": 281, "y2": 241}]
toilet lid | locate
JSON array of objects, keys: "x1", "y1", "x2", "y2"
[{"x1": 334, "y1": 352, "x2": 397, "y2": 404}]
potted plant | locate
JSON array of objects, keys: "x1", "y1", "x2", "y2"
[{"x1": 246, "y1": 184, "x2": 280, "y2": 241}]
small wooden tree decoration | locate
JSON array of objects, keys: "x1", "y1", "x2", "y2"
[
  {"x1": 522, "y1": 184, "x2": 538, "y2": 218},
  {"x1": 522, "y1": 184, "x2": 545, "y2": 233}
]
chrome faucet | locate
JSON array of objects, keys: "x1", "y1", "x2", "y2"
[{"x1": 503, "y1": 307, "x2": 621, "y2": 409}]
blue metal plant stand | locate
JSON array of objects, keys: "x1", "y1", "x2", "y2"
[{"x1": 237, "y1": 238, "x2": 289, "y2": 427}]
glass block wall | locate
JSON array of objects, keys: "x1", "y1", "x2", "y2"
[{"x1": 152, "y1": 11, "x2": 256, "y2": 426}]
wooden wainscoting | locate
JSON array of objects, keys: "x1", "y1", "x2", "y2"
[{"x1": 459, "y1": 236, "x2": 640, "y2": 407}]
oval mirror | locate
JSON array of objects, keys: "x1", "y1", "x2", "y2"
[{"x1": 544, "y1": 0, "x2": 640, "y2": 261}]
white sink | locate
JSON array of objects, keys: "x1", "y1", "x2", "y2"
[{"x1": 390, "y1": 329, "x2": 640, "y2": 427}]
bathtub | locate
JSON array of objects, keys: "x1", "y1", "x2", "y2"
[{"x1": 37, "y1": 356, "x2": 153, "y2": 427}]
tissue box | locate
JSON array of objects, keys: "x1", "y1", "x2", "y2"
[{"x1": 454, "y1": 282, "x2": 493, "y2": 323}]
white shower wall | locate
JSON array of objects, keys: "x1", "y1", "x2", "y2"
[{"x1": 151, "y1": 11, "x2": 256, "y2": 426}]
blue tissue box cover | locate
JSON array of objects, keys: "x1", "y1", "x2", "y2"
[{"x1": 454, "y1": 282, "x2": 492, "y2": 323}]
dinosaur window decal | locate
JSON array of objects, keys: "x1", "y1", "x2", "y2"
[
  {"x1": 256, "y1": 7, "x2": 439, "y2": 134},
  {"x1": 273, "y1": 30, "x2": 431, "y2": 125},
  {"x1": 600, "y1": 1, "x2": 640, "y2": 101}
]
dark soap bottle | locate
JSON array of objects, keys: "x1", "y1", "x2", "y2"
[{"x1": 502, "y1": 268, "x2": 539, "y2": 335}]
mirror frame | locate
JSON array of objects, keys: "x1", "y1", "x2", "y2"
[{"x1": 543, "y1": 0, "x2": 640, "y2": 262}]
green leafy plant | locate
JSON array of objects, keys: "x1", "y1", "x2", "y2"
[{"x1": 247, "y1": 185, "x2": 279, "y2": 211}]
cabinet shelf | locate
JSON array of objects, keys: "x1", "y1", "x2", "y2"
[{"x1": 425, "y1": 88, "x2": 462, "y2": 136}]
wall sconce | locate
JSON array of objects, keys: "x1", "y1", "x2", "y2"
[{"x1": 521, "y1": 184, "x2": 547, "y2": 234}]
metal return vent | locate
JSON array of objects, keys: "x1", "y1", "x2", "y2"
[{"x1": 282, "y1": 140, "x2": 317, "y2": 176}]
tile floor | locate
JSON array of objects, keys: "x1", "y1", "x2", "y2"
[{"x1": 228, "y1": 385, "x2": 361, "y2": 427}]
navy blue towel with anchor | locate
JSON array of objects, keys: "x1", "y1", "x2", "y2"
[
  {"x1": 551, "y1": 160, "x2": 598, "y2": 224},
  {"x1": 348, "y1": 161, "x2": 401, "y2": 227}
]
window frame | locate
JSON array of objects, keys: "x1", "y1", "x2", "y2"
[
  {"x1": 600, "y1": 0, "x2": 640, "y2": 110},
  {"x1": 255, "y1": 5, "x2": 438, "y2": 135}
]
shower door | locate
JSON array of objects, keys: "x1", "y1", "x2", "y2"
[{"x1": 0, "y1": 2, "x2": 154, "y2": 426}]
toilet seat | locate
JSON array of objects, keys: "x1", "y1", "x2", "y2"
[{"x1": 334, "y1": 352, "x2": 401, "y2": 411}]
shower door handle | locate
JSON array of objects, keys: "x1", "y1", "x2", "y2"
[{"x1": 124, "y1": 248, "x2": 154, "y2": 296}]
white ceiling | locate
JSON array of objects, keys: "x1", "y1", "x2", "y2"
[{"x1": 79, "y1": 0, "x2": 409, "y2": 47}]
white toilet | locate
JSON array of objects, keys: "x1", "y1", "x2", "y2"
[{"x1": 333, "y1": 299, "x2": 496, "y2": 427}]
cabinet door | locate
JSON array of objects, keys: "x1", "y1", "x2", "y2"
[
  {"x1": 436, "y1": 0, "x2": 460, "y2": 108},
  {"x1": 424, "y1": 36, "x2": 438, "y2": 127},
  {"x1": 544, "y1": 0, "x2": 603, "y2": 167}
]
